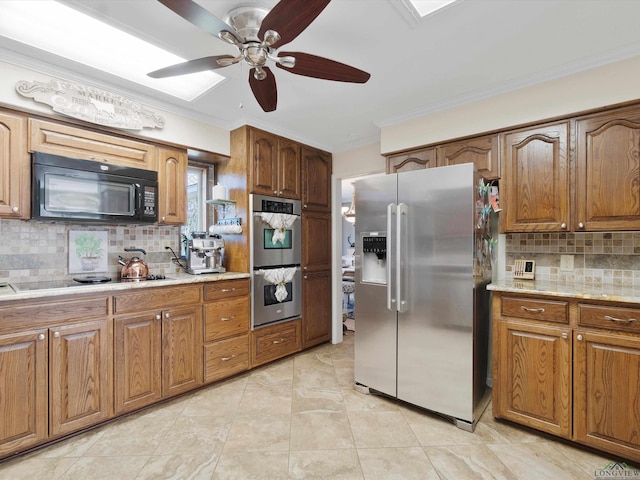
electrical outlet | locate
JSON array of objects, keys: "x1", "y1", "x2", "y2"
[{"x1": 560, "y1": 254, "x2": 574, "y2": 272}]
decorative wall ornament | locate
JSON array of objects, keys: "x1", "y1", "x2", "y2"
[{"x1": 16, "y1": 78, "x2": 165, "y2": 130}]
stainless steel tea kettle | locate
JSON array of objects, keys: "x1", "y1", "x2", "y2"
[{"x1": 118, "y1": 248, "x2": 148, "y2": 281}]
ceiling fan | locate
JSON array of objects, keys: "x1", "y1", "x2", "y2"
[{"x1": 148, "y1": 0, "x2": 371, "y2": 112}]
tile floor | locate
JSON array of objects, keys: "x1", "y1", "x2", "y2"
[{"x1": 0, "y1": 331, "x2": 621, "y2": 479}]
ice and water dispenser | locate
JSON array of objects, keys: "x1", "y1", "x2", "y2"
[{"x1": 361, "y1": 234, "x2": 387, "y2": 284}]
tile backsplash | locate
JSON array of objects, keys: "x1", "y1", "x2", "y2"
[
  {"x1": 505, "y1": 232, "x2": 640, "y2": 286},
  {"x1": 0, "y1": 219, "x2": 183, "y2": 284}
]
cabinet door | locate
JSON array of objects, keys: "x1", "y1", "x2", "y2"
[
  {"x1": 302, "y1": 211, "x2": 331, "y2": 272},
  {"x1": 302, "y1": 270, "x2": 332, "y2": 349},
  {"x1": 250, "y1": 129, "x2": 278, "y2": 196},
  {"x1": 277, "y1": 138, "x2": 301, "y2": 199},
  {"x1": 157, "y1": 146, "x2": 187, "y2": 225},
  {"x1": 114, "y1": 313, "x2": 162, "y2": 414},
  {"x1": 386, "y1": 147, "x2": 436, "y2": 174},
  {"x1": 49, "y1": 319, "x2": 112, "y2": 436},
  {"x1": 162, "y1": 306, "x2": 202, "y2": 397},
  {"x1": 501, "y1": 122, "x2": 570, "y2": 232},
  {"x1": 575, "y1": 106, "x2": 640, "y2": 231},
  {"x1": 301, "y1": 146, "x2": 332, "y2": 212},
  {"x1": 495, "y1": 319, "x2": 571, "y2": 438},
  {"x1": 0, "y1": 111, "x2": 29, "y2": 219},
  {"x1": 0, "y1": 329, "x2": 48, "y2": 456},
  {"x1": 436, "y1": 134, "x2": 500, "y2": 179},
  {"x1": 574, "y1": 329, "x2": 640, "y2": 461}
]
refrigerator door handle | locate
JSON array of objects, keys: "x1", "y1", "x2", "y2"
[
  {"x1": 396, "y1": 203, "x2": 408, "y2": 313},
  {"x1": 386, "y1": 203, "x2": 397, "y2": 311}
]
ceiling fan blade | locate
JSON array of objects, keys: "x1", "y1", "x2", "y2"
[
  {"x1": 249, "y1": 67, "x2": 277, "y2": 112},
  {"x1": 148, "y1": 55, "x2": 236, "y2": 78},
  {"x1": 157, "y1": 0, "x2": 242, "y2": 43},
  {"x1": 276, "y1": 52, "x2": 370, "y2": 83},
  {"x1": 259, "y1": 0, "x2": 331, "y2": 49}
]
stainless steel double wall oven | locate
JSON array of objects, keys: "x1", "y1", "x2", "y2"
[{"x1": 250, "y1": 194, "x2": 302, "y2": 328}]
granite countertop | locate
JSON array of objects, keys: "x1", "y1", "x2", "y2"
[
  {"x1": 0, "y1": 271, "x2": 251, "y2": 302},
  {"x1": 488, "y1": 279, "x2": 640, "y2": 304}
]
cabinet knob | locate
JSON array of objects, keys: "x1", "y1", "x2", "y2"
[
  {"x1": 561, "y1": 333, "x2": 568, "y2": 339},
  {"x1": 303, "y1": 266, "x2": 307, "y2": 270},
  {"x1": 53, "y1": 331, "x2": 60, "y2": 338},
  {"x1": 156, "y1": 314, "x2": 161, "y2": 320},
  {"x1": 11, "y1": 206, "x2": 19, "y2": 213},
  {"x1": 578, "y1": 222, "x2": 585, "y2": 229},
  {"x1": 560, "y1": 223, "x2": 567, "y2": 229},
  {"x1": 162, "y1": 216, "x2": 166, "y2": 222},
  {"x1": 38, "y1": 333, "x2": 45, "y2": 341},
  {"x1": 304, "y1": 275, "x2": 308, "y2": 279},
  {"x1": 165, "y1": 312, "x2": 171, "y2": 319},
  {"x1": 279, "y1": 191, "x2": 283, "y2": 195},
  {"x1": 577, "y1": 334, "x2": 584, "y2": 341},
  {"x1": 273, "y1": 191, "x2": 278, "y2": 195},
  {"x1": 303, "y1": 204, "x2": 307, "y2": 209}
]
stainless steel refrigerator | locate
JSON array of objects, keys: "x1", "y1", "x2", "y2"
[{"x1": 354, "y1": 163, "x2": 493, "y2": 431}]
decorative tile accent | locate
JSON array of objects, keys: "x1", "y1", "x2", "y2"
[
  {"x1": 0, "y1": 219, "x2": 183, "y2": 283},
  {"x1": 505, "y1": 232, "x2": 640, "y2": 286}
]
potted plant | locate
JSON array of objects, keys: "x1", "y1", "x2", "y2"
[{"x1": 74, "y1": 233, "x2": 104, "y2": 271}]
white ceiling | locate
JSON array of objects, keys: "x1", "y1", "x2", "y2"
[{"x1": 1, "y1": 0, "x2": 640, "y2": 154}]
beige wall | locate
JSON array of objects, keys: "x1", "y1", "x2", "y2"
[
  {"x1": 0, "y1": 60, "x2": 230, "y2": 155},
  {"x1": 332, "y1": 142, "x2": 386, "y2": 178},
  {"x1": 380, "y1": 55, "x2": 640, "y2": 155}
]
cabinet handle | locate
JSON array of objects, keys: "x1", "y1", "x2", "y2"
[
  {"x1": 156, "y1": 314, "x2": 161, "y2": 320},
  {"x1": 12, "y1": 206, "x2": 19, "y2": 213},
  {"x1": 274, "y1": 190, "x2": 278, "y2": 195},
  {"x1": 520, "y1": 306, "x2": 545, "y2": 313},
  {"x1": 53, "y1": 331, "x2": 60, "y2": 338},
  {"x1": 165, "y1": 312, "x2": 171, "y2": 319},
  {"x1": 221, "y1": 288, "x2": 236, "y2": 293},
  {"x1": 561, "y1": 333, "x2": 568, "y2": 339},
  {"x1": 221, "y1": 355, "x2": 236, "y2": 361},
  {"x1": 220, "y1": 316, "x2": 235, "y2": 322},
  {"x1": 560, "y1": 223, "x2": 567, "y2": 229},
  {"x1": 604, "y1": 315, "x2": 637, "y2": 324},
  {"x1": 303, "y1": 204, "x2": 307, "y2": 209},
  {"x1": 162, "y1": 216, "x2": 166, "y2": 222},
  {"x1": 578, "y1": 222, "x2": 585, "y2": 229},
  {"x1": 38, "y1": 333, "x2": 45, "y2": 341},
  {"x1": 577, "y1": 334, "x2": 584, "y2": 341},
  {"x1": 272, "y1": 338, "x2": 286, "y2": 344}
]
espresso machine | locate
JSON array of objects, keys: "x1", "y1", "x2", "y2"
[{"x1": 187, "y1": 232, "x2": 226, "y2": 274}]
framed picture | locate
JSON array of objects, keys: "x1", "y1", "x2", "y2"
[{"x1": 69, "y1": 230, "x2": 108, "y2": 274}]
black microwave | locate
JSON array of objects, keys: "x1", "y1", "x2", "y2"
[{"x1": 32, "y1": 152, "x2": 158, "y2": 224}]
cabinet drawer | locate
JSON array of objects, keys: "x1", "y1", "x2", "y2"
[
  {"x1": 501, "y1": 296, "x2": 568, "y2": 323},
  {"x1": 0, "y1": 296, "x2": 109, "y2": 329},
  {"x1": 29, "y1": 119, "x2": 156, "y2": 170},
  {"x1": 204, "y1": 279, "x2": 250, "y2": 302},
  {"x1": 113, "y1": 285, "x2": 201, "y2": 314},
  {"x1": 579, "y1": 304, "x2": 640, "y2": 333},
  {"x1": 251, "y1": 319, "x2": 301, "y2": 367},
  {"x1": 204, "y1": 296, "x2": 250, "y2": 342},
  {"x1": 204, "y1": 334, "x2": 249, "y2": 383}
]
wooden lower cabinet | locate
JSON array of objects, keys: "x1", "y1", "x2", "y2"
[
  {"x1": 302, "y1": 270, "x2": 332, "y2": 349},
  {"x1": 574, "y1": 329, "x2": 640, "y2": 460},
  {"x1": 204, "y1": 334, "x2": 249, "y2": 383},
  {"x1": 0, "y1": 329, "x2": 48, "y2": 456},
  {"x1": 493, "y1": 291, "x2": 640, "y2": 462},
  {"x1": 49, "y1": 319, "x2": 113, "y2": 436},
  {"x1": 495, "y1": 319, "x2": 571, "y2": 438},
  {"x1": 251, "y1": 319, "x2": 302, "y2": 367},
  {"x1": 162, "y1": 306, "x2": 203, "y2": 397},
  {"x1": 114, "y1": 313, "x2": 162, "y2": 414}
]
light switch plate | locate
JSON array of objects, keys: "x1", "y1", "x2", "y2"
[{"x1": 513, "y1": 259, "x2": 535, "y2": 280}]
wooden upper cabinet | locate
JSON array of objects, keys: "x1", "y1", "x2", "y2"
[
  {"x1": 302, "y1": 211, "x2": 331, "y2": 271},
  {"x1": 250, "y1": 128, "x2": 301, "y2": 199},
  {"x1": 29, "y1": 119, "x2": 156, "y2": 170},
  {"x1": 301, "y1": 146, "x2": 331, "y2": 212},
  {"x1": 0, "y1": 111, "x2": 29, "y2": 219},
  {"x1": 386, "y1": 147, "x2": 435, "y2": 173},
  {"x1": 575, "y1": 105, "x2": 640, "y2": 231},
  {"x1": 157, "y1": 146, "x2": 187, "y2": 225},
  {"x1": 501, "y1": 122, "x2": 570, "y2": 233},
  {"x1": 436, "y1": 134, "x2": 500, "y2": 179}
]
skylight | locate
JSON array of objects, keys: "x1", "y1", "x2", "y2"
[
  {"x1": 407, "y1": 0, "x2": 458, "y2": 17},
  {"x1": 0, "y1": 1, "x2": 224, "y2": 101}
]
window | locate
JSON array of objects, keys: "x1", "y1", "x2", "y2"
[{"x1": 180, "y1": 163, "x2": 214, "y2": 257}]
